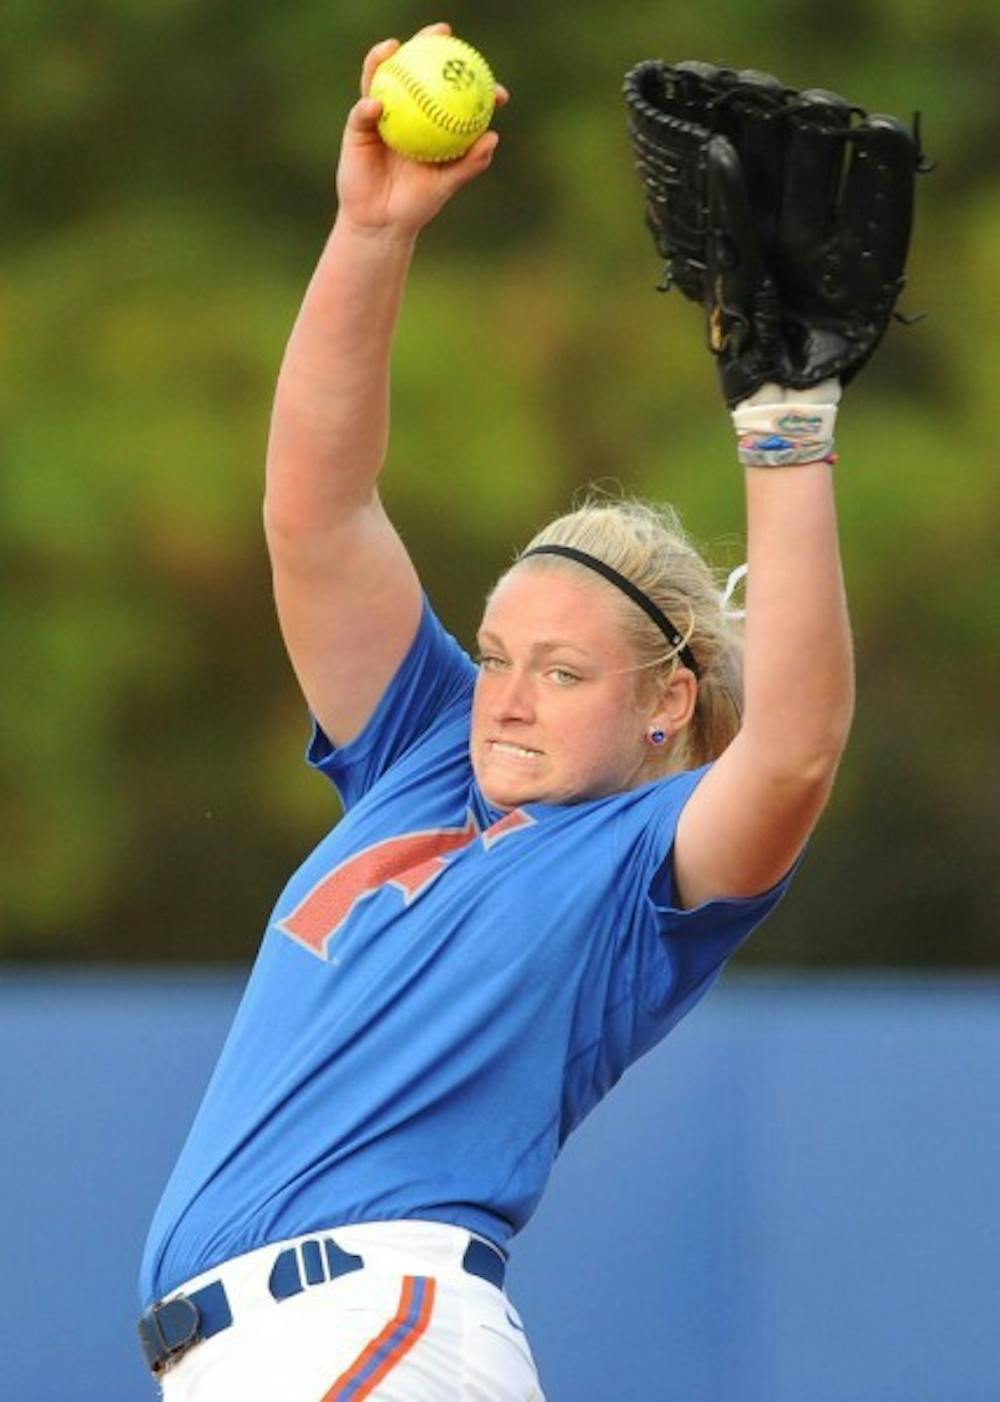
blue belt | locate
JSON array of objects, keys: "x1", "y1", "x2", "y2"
[{"x1": 138, "y1": 1234, "x2": 507, "y2": 1375}]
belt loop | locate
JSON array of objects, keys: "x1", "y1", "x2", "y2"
[
  {"x1": 462, "y1": 1238, "x2": 506, "y2": 1291},
  {"x1": 324, "y1": 1236, "x2": 365, "y2": 1281},
  {"x1": 301, "y1": 1238, "x2": 326, "y2": 1286},
  {"x1": 268, "y1": 1248, "x2": 304, "y2": 1300}
]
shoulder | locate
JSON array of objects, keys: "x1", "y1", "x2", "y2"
[{"x1": 308, "y1": 595, "x2": 477, "y2": 808}]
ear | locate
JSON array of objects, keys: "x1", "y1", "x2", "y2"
[{"x1": 648, "y1": 667, "x2": 698, "y2": 736}]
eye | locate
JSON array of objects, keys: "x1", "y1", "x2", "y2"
[
  {"x1": 548, "y1": 667, "x2": 581, "y2": 686},
  {"x1": 476, "y1": 653, "x2": 508, "y2": 671}
]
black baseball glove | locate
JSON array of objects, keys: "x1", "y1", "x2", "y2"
[{"x1": 623, "y1": 60, "x2": 928, "y2": 406}]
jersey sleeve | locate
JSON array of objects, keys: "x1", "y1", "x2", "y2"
[
  {"x1": 305, "y1": 595, "x2": 477, "y2": 810},
  {"x1": 616, "y1": 770, "x2": 799, "y2": 1059}
]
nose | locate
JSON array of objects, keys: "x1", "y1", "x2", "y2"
[{"x1": 488, "y1": 666, "x2": 537, "y2": 724}]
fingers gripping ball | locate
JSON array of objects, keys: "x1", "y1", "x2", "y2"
[{"x1": 371, "y1": 34, "x2": 496, "y2": 162}]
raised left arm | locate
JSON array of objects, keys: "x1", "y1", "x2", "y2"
[
  {"x1": 624, "y1": 60, "x2": 923, "y2": 907},
  {"x1": 673, "y1": 438, "x2": 854, "y2": 907}
]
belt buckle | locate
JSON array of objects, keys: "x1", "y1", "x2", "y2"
[{"x1": 141, "y1": 1294, "x2": 201, "y2": 1376}]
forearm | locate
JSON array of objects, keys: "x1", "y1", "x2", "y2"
[
  {"x1": 263, "y1": 32, "x2": 502, "y2": 542},
  {"x1": 741, "y1": 461, "x2": 855, "y2": 777},
  {"x1": 264, "y1": 217, "x2": 417, "y2": 538}
]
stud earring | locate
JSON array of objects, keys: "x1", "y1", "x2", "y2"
[{"x1": 648, "y1": 728, "x2": 667, "y2": 746}]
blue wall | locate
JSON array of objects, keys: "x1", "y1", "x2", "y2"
[{"x1": 2, "y1": 971, "x2": 997, "y2": 1401}]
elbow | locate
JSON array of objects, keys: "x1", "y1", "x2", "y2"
[
  {"x1": 262, "y1": 498, "x2": 306, "y2": 563},
  {"x1": 261, "y1": 497, "x2": 333, "y2": 573},
  {"x1": 823, "y1": 685, "x2": 856, "y2": 773},
  {"x1": 794, "y1": 740, "x2": 849, "y2": 796},
  {"x1": 799, "y1": 692, "x2": 854, "y2": 782},
  {"x1": 262, "y1": 493, "x2": 299, "y2": 548},
  {"x1": 743, "y1": 701, "x2": 854, "y2": 794},
  {"x1": 263, "y1": 473, "x2": 378, "y2": 549},
  {"x1": 773, "y1": 722, "x2": 852, "y2": 796},
  {"x1": 738, "y1": 742, "x2": 846, "y2": 843},
  {"x1": 262, "y1": 491, "x2": 337, "y2": 551}
]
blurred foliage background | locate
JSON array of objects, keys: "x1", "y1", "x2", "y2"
[{"x1": 2, "y1": 0, "x2": 997, "y2": 966}]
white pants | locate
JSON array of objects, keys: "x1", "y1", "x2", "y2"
[{"x1": 157, "y1": 1221, "x2": 546, "y2": 1401}]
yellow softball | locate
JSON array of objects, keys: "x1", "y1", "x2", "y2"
[{"x1": 370, "y1": 33, "x2": 496, "y2": 163}]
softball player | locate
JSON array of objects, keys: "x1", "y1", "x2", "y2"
[{"x1": 137, "y1": 24, "x2": 859, "y2": 1400}]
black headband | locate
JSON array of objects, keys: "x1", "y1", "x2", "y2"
[{"x1": 518, "y1": 544, "x2": 700, "y2": 677}]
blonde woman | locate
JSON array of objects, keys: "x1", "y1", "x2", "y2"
[{"x1": 137, "y1": 26, "x2": 864, "y2": 1402}]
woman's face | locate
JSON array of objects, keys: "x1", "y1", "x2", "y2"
[{"x1": 470, "y1": 565, "x2": 656, "y2": 809}]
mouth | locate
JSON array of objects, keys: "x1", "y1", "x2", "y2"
[{"x1": 488, "y1": 740, "x2": 543, "y2": 761}]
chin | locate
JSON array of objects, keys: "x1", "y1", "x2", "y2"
[
  {"x1": 479, "y1": 778, "x2": 535, "y2": 811},
  {"x1": 473, "y1": 762, "x2": 540, "y2": 811}
]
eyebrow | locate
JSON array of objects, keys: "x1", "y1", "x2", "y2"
[{"x1": 476, "y1": 628, "x2": 592, "y2": 657}]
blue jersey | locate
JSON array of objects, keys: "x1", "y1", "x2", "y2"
[{"x1": 140, "y1": 600, "x2": 793, "y2": 1307}]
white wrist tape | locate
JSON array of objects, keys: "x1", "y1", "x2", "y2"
[{"x1": 731, "y1": 380, "x2": 842, "y2": 467}]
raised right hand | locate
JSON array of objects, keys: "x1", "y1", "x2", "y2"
[{"x1": 336, "y1": 23, "x2": 509, "y2": 239}]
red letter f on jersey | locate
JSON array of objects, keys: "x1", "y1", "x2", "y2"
[{"x1": 276, "y1": 813, "x2": 482, "y2": 959}]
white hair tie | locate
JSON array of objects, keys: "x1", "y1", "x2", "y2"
[{"x1": 721, "y1": 563, "x2": 748, "y2": 620}]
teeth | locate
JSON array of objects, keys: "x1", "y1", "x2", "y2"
[{"x1": 491, "y1": 741, "x2": 540, "y2": 759}]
